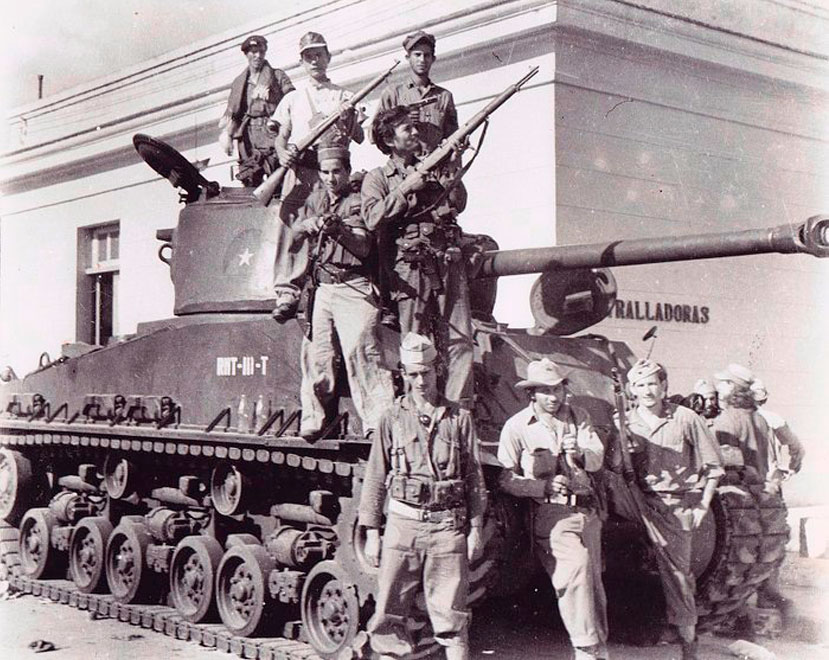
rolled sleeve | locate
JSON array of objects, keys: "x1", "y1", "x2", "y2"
[
  {"x1": 360, "y1": 167, "x2": 410, "y2": 231},
  {"x1": 496, "y1": 421, "x2": 548, "y2": 499}
]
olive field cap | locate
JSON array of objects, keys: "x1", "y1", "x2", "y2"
[
  {"x1": 750, "y1": 378, "x2": 768, "y2": 402},
  {"x1": 714, "y1": 363, "x2": 754, "y2": 388},
  {"x1": 627, "y1": 358, "x2": 663, "y2": 385},
  {"x1": 515, "y1": 358, "x2": 568, "y2": 389},
  {"x1": 317, "y1": 146, "x2": 350, "y2": 163},
  {"x1": 241, "y1": 35, "x2": 268, "y2": 53},
  {"x1": 299, "y1": 32, "x2": 328, "y2": 53},
  {"x1": 693, "y1": 379, "x2": 716, "y2": 396},
  {"x1": 402, "y1": 30, "x2": 436, "y2": 52},
  {"x1": 400, "y1": 333, "x2": 437, "y2": 366}
]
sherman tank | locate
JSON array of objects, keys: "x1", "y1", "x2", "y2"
[{"x1": 0, "y1": 134, "x2": 826, "y2": 659}]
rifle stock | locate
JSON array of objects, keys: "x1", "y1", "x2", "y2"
[
  {"x1": 254, "y1": 60, "x2": 400, "y2": 205},
  {"x1": 610, "y1": 368, "x2": 668, "y2": 547},
  {"x1": 396, "y1": 66, "x2": 539, "y2": 196}
]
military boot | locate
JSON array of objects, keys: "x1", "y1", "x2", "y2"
[
  {"x1": 574, "y1": 643, "x2": 608, "y2": 659},
  {"x1": 680, "y1": 638, "x2": 698, "y2": 660},
  {"x1": 443, "y1": 644, "x2": 469, "y2": 660}
]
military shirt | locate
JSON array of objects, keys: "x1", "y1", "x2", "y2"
[
  {"x1": 497, "y1": 403, "x2": 604, "y2": 503},
  {"x1": 358, "y1": 394, "x2": 487, "y2": 529},
  {"x1": 296, "y1": 189, "x2": 367, "y2": 270},
  {"x1": 625, "y1": 402, "x2": 723, "y2": 494},
  {"x1": 378, "y1": 76, "x2": 458, "y2": 151},
  {"x1": 712, "y1": 407, "x2": 773, "y2": 476}
]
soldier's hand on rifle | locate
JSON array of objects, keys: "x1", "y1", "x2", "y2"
[
  {"x1": 338, "y1": 101, "x2": 356, "y2": 123},
  {"x1": 561, "y1": 434, "x2": 583, "y2": 459},
  {"x1": 544, "y1": 474, "x2": 570, "y2": 497},
  {"x1": 467, "y1": 526, "x2": 484, "y2": 562},
  {"x1": 407, "y1": 106, "x2": 421, "y2": 124},
  {"x1": 279, "y1": 143, "x2": 299, "y2": 168},
  {"x1": 364, "y1": 528, "x2": 381, "y2": 567},
  {"x1": 407, "y1": 172, "x2": 427, "y2": 193},
  {"x1": 296, "y1": 216, "x2": 323, "y2": 237}
]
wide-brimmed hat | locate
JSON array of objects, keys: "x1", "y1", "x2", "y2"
[
  {"x1": 627, "y1": 358, "x2": 663, "y2": 385},
  {"x1": 400, "y1": 332, "x2": 437, "y2": 366},
  {"x1": 714, "y1": 363, "x2": 754, "y2": 388},
  {"x1": 515, "y1": 358, "x2": 568, "y2": 389}
]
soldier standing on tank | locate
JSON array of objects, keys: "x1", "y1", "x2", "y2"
[
  {"x1": 289, "y1": 145, "x2": 394, "y2": 440},
  {"x1": 218, "y1": 35, "x2": 295, "y2": 188},
  {"x1": 269, "y1": 32, "x2": 365, "y2": 322},
  {"x1": 622, "y1": 359, "x2": 724, "y2": 660},
  {"x1": 711, "y1": 368, "x2": 802, "y2": 617},
  {"x1": 496, "y1": 359, "x2": 609, "y2": 660},
  {"x1": 361, "y1": 106, "x2": 473, "y2": 406},
  {"x1": 358, "y1": 333, "x2": 486, "y2": 660},
  {"x1": 377, "y1": 31, "x2": 458, "y2": 154}
]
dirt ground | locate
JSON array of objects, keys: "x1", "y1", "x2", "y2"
[{"x1": 1, "y1": 554, "x2": 827, "y2": 659}]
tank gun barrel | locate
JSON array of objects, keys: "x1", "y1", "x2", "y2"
[{"x1": 477, "y1": 216, "x2": 829, "y2": 278}]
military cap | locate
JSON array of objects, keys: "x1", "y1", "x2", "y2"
[
  {"x1": 693, "y1": 379, "x2": 716, "y2": 396},
  {"x1": 627, "y1": 358, "x2": 663, "y2": 385},
  {"x1": 402, "y1": 30, "x2": 436, "y2": 52},
  {"x1": 714, "y1": 363, "x2": 754, "y2": 388},
  {"x1": 299, "y1": 31, "x2": 328, "y2": 54},
  {"x1": 750, "y1": 378, "x2": 768, "y2": 402},
  {"x1": 317, "y1": 146, "x2": 350, "y2": 163},
  {"x1": 400, "y1": 333, "x2": 437, "y2": 366},
  {"x1": 515, "y1": 358, "x2": 568, "y2": 389},
  {"x1": 241, "y1": 35, "x2": 268, "y2": 53}
]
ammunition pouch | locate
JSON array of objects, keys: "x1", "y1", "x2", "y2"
[{"x1": 386, "y1": 475, "x2": 465, "y2": 510}]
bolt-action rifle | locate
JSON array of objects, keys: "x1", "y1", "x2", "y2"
[
  {"x1": 610, "y1": 368, "x2": 667, "y2": 546},
  {"x1": 253, "y1": 60, "x2": 400, "y2": 205},
  {"x1": 392, "y1": 66, "x2": 539, "y2": 197}
]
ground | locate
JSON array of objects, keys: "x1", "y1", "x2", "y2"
[{"x1": 0, "y1": 554, "x2": 827, "y2": 659}]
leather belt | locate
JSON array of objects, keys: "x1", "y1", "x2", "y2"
[
  {"x1": 389, "y1": 499, "x2": 464, "y2": 522},
  {"x1": 314, "y1": 268, "x2": 367, "y2": 285},
  {"x1": 542, "y1": 493, "x2": 596, "y2": 508}
]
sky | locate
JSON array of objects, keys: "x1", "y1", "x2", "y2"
[{"x1": 1, "y1": 0, "x2": 282, "y2": 112}]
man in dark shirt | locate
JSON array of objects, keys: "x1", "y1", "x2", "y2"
[
  {"x1": 377, "y1": 30, "x2": 458, "y2": 154},
  {"x1": 218, "y1": 35, "x2": 294, "y2": 187},
  {"x1": 291, "y1": 146, "x2": 393, "y2": 440},
  {"x1": 361, "y1": 106, "x2": 473, "y2": 406}
]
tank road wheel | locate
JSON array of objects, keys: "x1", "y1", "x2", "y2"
[
  {"x1": 103, "y1": 455, "x2": 136, "y2": 500},
  {"x1": 19, "y1": 508, "x2": 64, "y2": 578},
  {"x1": 69, "y1": 517, "x2": 113, "y2": 593},
  {"x1": 301, "y1": 560, "x2": 362, "y2": 659},
  {"x1": 170, "y1": 535, "x2": 223, "y2": 623},
  {"x1": 216, "y1": 543, "x2": 274, "y2": 636},
  {"x1": 105, "y1": 520, "x2": 158, "y2": 603},
  {"x1": 0, "y1": 449, "x2": 47, "y2": 527},
  {"x1": 210, "y1": 464, "x2": 248, "y2": 516}
]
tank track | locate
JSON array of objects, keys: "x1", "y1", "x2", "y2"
[{"x1": 696, "y1": 468, "x2": 790, "y2": 630}]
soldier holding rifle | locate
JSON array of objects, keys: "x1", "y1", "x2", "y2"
[
  {"x1": 289, "y1": 145, "x2": 394, "y2": 440},
  {"x1": 496, "y1": 359, "x2": 610, "y2": 660},
  {"x1": 620, "y1": 359, "x2": 724, "y2": 660},
  {"x1": 268, "y1": 32, "x2": 366, "y2": 322}
]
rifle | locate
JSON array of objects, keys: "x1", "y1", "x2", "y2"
[
  {"x1": 393, "y1": 66, "x2": 539, "y2": 197},
  {"x1": 253, "y1": 60, "x2": 400, "y2": 205},
  {"x1": 610, "y1": 368, "x2": 667, "y2": 546}
]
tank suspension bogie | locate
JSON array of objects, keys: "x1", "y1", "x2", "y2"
[
  {"x1": 105, "y1": 517, "x2": 162, "y2": 604},
  {"x1": 216, "y1": 542, "x2": 276, "y2": 637},
  {"x1": 265, "y1": 525, "x2": 336, "y2": 570},
  {"x1": 69, "y1": 516, "x2": 113, "y2": 593},
  {"x1": 169, "y1": 535, "x2": 224, "y2": 623},
  {"x1": 19, "y1": 507, "x2": 64, "y2": 579}
]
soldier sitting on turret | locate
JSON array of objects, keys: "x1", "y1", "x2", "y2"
[
  {"x1": 289, "y1": 146, "x2": 394, "y2": 441},
  {"x1": 218, "y1": 35, "x2": 294, "y2": 187}
]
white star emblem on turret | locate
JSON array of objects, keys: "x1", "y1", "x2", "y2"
[{"x1": 238, "y1": 248, "x2": 254, "y2": 266}]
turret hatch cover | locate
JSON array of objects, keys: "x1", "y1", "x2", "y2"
[{"x1": 133, "y1": 133, "x2": 214, "y2": 199}]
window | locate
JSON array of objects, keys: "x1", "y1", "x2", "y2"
[{"x1": 77, "y1": 223, "x2": 120, "y2": 346}]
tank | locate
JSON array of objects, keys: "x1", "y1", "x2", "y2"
[{"x1": 0, "y1": 134, "x2": 826, "y2": 658}]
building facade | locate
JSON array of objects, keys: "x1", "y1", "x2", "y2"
[{"x1": 1, "y1": 1, "x2": 827, "y2": 500}]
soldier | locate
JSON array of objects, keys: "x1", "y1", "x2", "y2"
[
  {"x1": 218, "y1": 35, "x2": 295, "y2": 187},
  {"x1": 359, "y1": 333, "x2": 486, "y2": 660},
  {"x1": 712, "y1": 368, "x2": 801, "y2": 616},
  {"x1": 377, "y1": 30, "x2": 458, "y2": 153},
  {"x1": 693, "y1": 379, "x2": 719, "y2": 422},
  {"x1": 623, "y1": 359, "x2": 723, "y2": 660},
  {"x1": 496, "y1": 358, "x2": 609, "y2": 660},
  {"x1": 291, "y1": 145, "x2": 394, "y2": 440},
  {"x1": 362, "y1": 106, "x2": 473, "y2": 405},
  {"x1": 270, "y1": 31, "x2": 365, "y2": 322}
]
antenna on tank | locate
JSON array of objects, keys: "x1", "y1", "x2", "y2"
[{"x1": 642, "y1": 325, "x2": 658, "y2": 359}]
